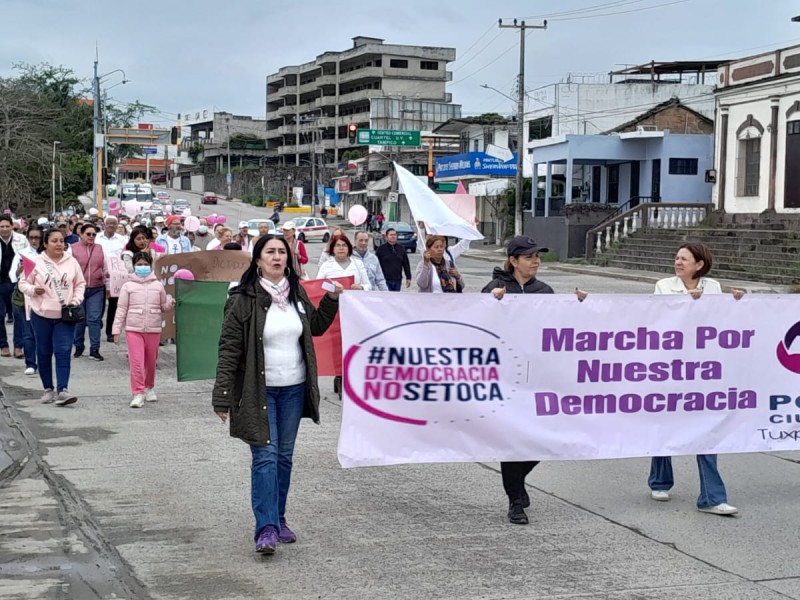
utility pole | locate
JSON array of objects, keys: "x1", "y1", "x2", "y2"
[
  {"x1": 51, "y1": 141, "x2": 60, "y2": 215},
  {"x1": 311, "y1": 129, "x2": 317, "y2": 217},
  {"x1": 226, "y1": 117, "x2": 232, "y2": 199},
  {"x1": 92, "y1": 60, "x2": 101, "y2": 215},
  {"x1": 499, "y1": 18, "x2": 547, "y2": 236}
]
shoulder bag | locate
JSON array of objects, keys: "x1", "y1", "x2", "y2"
[{"x1": 42, "y1": 259, "x2": 85, "y2": 323}]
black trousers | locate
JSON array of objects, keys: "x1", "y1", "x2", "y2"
[
  {"x1": 501, "y1": 461, "x2": 540, "y2": 500},
  {"x1": 105, "y1": 296, "x2": 118, "y2": 338}
]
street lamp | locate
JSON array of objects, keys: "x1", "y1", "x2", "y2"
[
  {"x1": 792, "y1": 15, "x2": 800, "y2": 21},
  {"x1": 481, "y1": 84, "x2": 516, "y2": 103},
  {"x1": 51, "y1": 140, "x2": 61, "y2": 215},
  {"x1": 226, "y1": 116, "x2": 232, "y2": 199}
]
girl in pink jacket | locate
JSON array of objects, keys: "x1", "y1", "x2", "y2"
[{"x1": 112, "y1": 252, "x2": 174, "y2": 408}]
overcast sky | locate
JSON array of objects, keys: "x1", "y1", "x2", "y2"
[{"x1": 3, "y1": 0, "x2": 798, "y2": 125}]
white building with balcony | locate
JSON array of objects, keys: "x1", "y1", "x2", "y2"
[{"x1": 265, "y1": 36, "x2": 456, "y2": 166}]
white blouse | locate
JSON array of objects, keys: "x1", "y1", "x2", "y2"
[{"x1": 317, "y1": 257, "x2": 371, "y2": 290}]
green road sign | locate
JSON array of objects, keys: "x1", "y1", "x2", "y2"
[{"x1": 355, "y1": 129, "x2": 421, "y2": 146}]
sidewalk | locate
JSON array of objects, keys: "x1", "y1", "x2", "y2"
[{"x1": 462, "y1": 244, "x2": 788, "y2": 294}]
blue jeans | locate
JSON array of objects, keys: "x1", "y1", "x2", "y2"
[
  {"x1": 0, "y1": 282, "x2": 14, "y2": 348},
  {"x1": 250, "y1": 382, "x2": 306, "y2": 540},
  {"x1": 17, "y1": 306, "x2": 36, "y2": 370},
  {"x1": 11, "y1": 304, "x2": 24, "y2": 351},
  {"x1": 648, "y1": 455, "x2": 728, "y2": 508},
  {"x1": 386, "y1": 279, "x2": 402, "y2": 292},
  {"x1": 73, "y1": 286, "x2": 105, "y2": 352},
  {"x1": 30, "y1": 312, "x2": 75, "y2": 392}
]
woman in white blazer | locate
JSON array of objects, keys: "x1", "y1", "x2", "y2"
[{"x1": 649, "y1": 242, "x2": 744, "y2": 516}]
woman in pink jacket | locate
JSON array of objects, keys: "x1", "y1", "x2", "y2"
[
  {"x1": 112, "y1": 252, "x2": 174, "y2": 408},
  {"x1": 19, "y1": 229, "x2": 86, "y2": 406}
]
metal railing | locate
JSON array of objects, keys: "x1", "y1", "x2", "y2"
[{"x1": 585, "y1": 202, "x2": 713, "y2": 260}]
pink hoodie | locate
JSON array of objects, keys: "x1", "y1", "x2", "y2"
[
  {"x1": 19, "y1": 253, "x2": 86, "y2": 319},
  {"x1": 112, "y1": 272, "x2": 171, "y2": 334}
]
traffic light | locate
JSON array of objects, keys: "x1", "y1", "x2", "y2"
[
  {"x1": 170, "y1": 126, "x2": 179, "y2": 144},
  {"x1": 427, "y1": 169, "x2": 435, "y2": 189},
  {"x1": 348, "y1": 123, "x2": 358, "y2": 144}
]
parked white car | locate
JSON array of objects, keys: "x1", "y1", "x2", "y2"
[{"x1": 290, "y1": 217, "x2": 330, "y2": 242}]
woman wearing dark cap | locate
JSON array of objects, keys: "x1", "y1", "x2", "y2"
[
  {"x1": 481, "y1": 235, "x2": 552, "y2": 525},
  {"x1": 482, "y1": 235, "x2": 587, "y2": 525}
]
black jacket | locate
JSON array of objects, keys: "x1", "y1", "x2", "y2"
[
  {"x1": 375, "y1": 242, "x2": 411, "y2": 280},
  {"x1": 481, "y1": 267, "x2": 554, "y2": 295},
  {"x1": 211, "y1": 283, "x2": 339, "y2": 446}
]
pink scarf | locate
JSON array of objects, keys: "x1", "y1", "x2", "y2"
[{"x1": 259, "y1": 277, "x2": 290, "y2": 311}]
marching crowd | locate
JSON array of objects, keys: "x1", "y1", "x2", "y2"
[{"x1": 2, "y1": 206, "x2": 747, "y2": 557}]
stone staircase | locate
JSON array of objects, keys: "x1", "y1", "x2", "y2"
[{"x1": 593, "y1": 224, "x2": 800, "y2": 284}]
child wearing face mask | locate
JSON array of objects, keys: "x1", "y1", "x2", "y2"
[{"x1": 111, "y1": 252, "x2": 174, "y2": 408}]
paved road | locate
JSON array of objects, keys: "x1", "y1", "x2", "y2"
[{"x1": 2, "y1": 237, "x2": 800, "y2": 599}]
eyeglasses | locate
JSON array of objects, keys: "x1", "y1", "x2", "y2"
[{"x1": 85, "y1": 232, "x2": 96, "y2": 237}]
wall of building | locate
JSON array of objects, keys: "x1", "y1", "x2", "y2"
[
  {"x1": 615, "y1": 104, "x2": 713, "y2": 135},
  {"x1": 715, "y1": 79, "x2": 800, "y2": 214},
  {"x1": 525, "y1": 82, "x2": 715, "y2": 138},
  {"x1": 658, "y1": 134, "x2": 713, "y2": 202}
]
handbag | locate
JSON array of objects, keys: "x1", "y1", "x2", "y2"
[{"x1": 42, "y1": 259, "x2": 85, "y2": 323}]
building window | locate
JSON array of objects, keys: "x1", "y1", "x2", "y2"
[
  {"x1": 668, "y1": 158, "x2": 698, "y2": 175},
  {"x1": 421, "y1": 61, "x2": 439, "y2": 70},
  {"x1": 473, "y1": 139, "x2": 480, "y2": 152},
  {"x1": 789, "y1": 121, "x2": 800, "y2": 135},
  {"x1": 389, "y1": 59, "x2": 408, "y2": 69},
  {"x1": 736, "y1": 138, "x2": 761, "y2": 197},
  {"x1": 528, "y1": 116, "x2": 552, "y2": 141}
]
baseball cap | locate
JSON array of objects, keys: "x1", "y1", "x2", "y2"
[
  {"x1": 37, "y1": 217, "x2": 49, "y2": 226},
  {"x1": 165, "y1": 215, "x2": 181, "y2": 226},
  {"x1": 155, "y1": 216, "x2": 165, "y2": 223},
  {"x1": 197, "y1": 225, "x2": 209, "y2": 234},
  {"x1": 238, "y1": 221, "x2": 248, "y2": 229},
  {"x1": 281, "y1": 221, "x2": 295, "y2": 230},
  {"x1": 506, "y1": 236, "x2": 549, "y2": 257}
]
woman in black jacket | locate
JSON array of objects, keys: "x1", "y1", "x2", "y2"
[
  {"x1": 481, "y1": 235, "x2": 586, "y2": 525},
  {"x1": 213, "y1": 234, "x2": 342, "y2": 555}
]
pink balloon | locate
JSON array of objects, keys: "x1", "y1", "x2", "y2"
[
  {"x1": 174, "y1": 269, "x2": 195, "y2": 281},
  {"x1": 108, "y1": 200, "x2": 118, "y2": 210},
  {"x1": 184, "y1": 216, "x2": 201, "y2": 232},
  {"x1": 182, "y1": 208, "x2": 191, "y2": 218},
  {"x1": 348, "y1": 204, "x2": 368, "y2": 226},
  {"x1": 216, "y1": 215, "x2": 226, "y2": 224},
  {"x1": 207, "y1": 215, "x2": 217, "y2": 225},
  {"x1": 124, "y1": 200, "x2": 140, "y2": 218}
]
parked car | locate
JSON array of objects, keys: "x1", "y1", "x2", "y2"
[
  {"x1": 372, "y1": 221, "x2": 417, "y2": 252},
  {"x1": 290, "y1": 217, "x2": 330, "y2": 242},
  {"x1": 150, "y1": 174, "x2": 167, "y2": 185},
  {"x1": 156, "y1": 191, "x2": 170, "y2": 201},
  {"x1": 201, "y1": 192, "x2": 218, "y2": 205},
  {"x1": 247, "y1": 219, "x2": 278, "y2": 235}
]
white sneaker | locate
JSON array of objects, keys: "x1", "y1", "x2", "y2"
[
  {"x1": 24, "y1": 367, "x2": 36, "y2": 376},
  {"x1": 130, "y1": 394, "x2": 145, "y2": 408},
  {"x1": 145, "y1": 388, "x2": 158, "y2": 402},
  {"x1": 650, "y1": 490, "x2": 670, "y2": 502},
  {"x1": 698, "y1": 503, "x2": 738, "y2": 515}
]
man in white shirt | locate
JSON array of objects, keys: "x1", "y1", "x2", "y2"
[{"x1": 95, "y1": 215, "x2": 128, "y2": 342}]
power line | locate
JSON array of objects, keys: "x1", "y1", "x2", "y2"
[
  {"x1": 451, "y1": 23, "x2": 500, "y2": 69},
  {"x1": 519, "y1": 0, "x2": 654, "y2": 19},
  {"x1": 451, "y1": 31, "x2": 505, "y2": 73},
  {"x1": 549, "y1": 0, "x2": 691, "y2": 21},
  {"x1": 450, "y1": 30, "x2": 536, "y2": 87}
]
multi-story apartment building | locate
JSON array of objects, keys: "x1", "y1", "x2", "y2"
[{"x1": 265, "y1": 36, "x2": 456, "y2": 166}]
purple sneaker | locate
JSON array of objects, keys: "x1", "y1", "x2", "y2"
[
  {"x1": 255, "y1": 526, "x2": 278, "y2": 554},
  {"x1": 278, "y1": 519, "x2": 296, "y2": 544}
]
